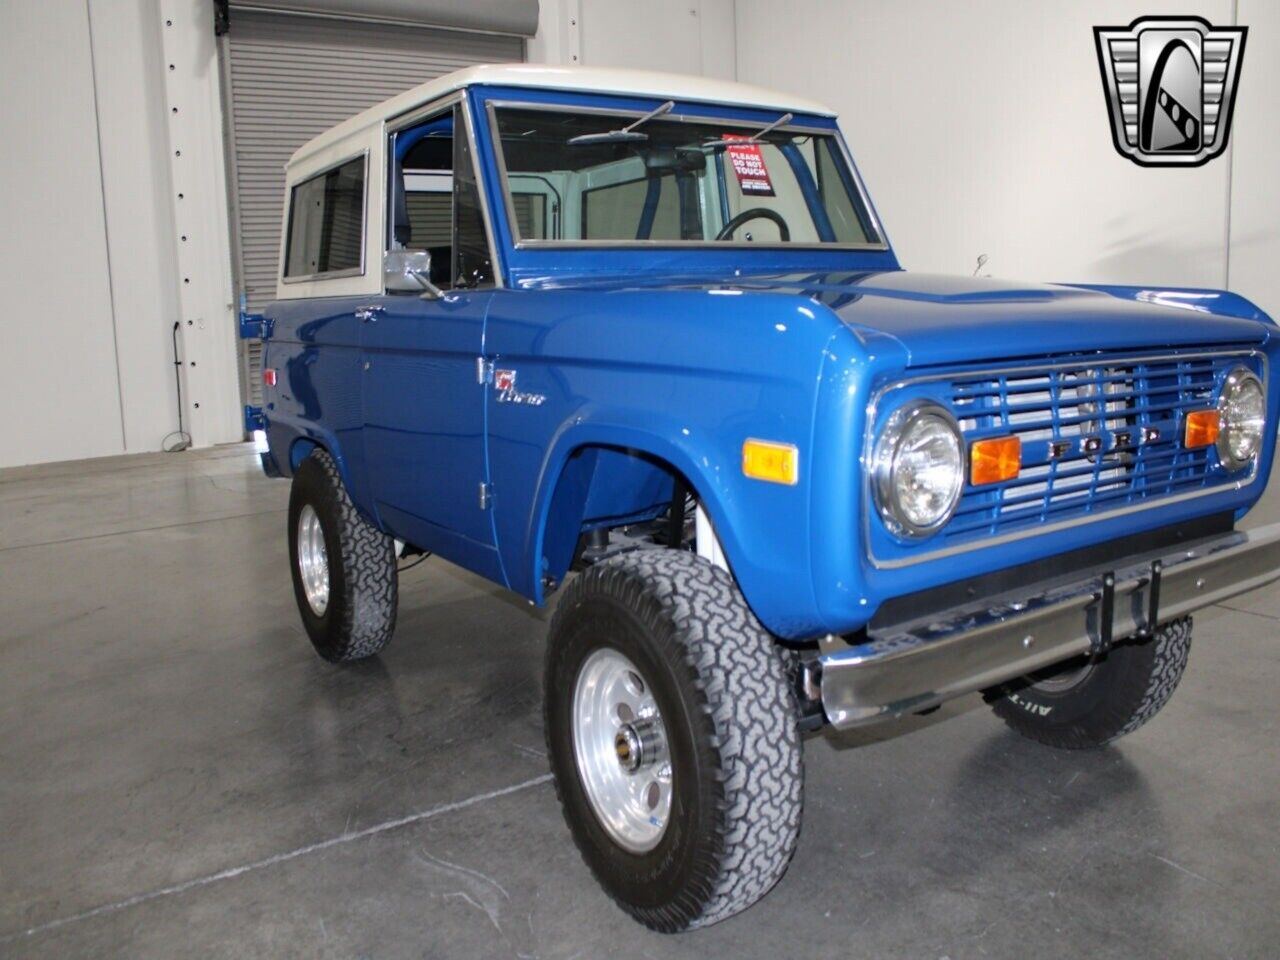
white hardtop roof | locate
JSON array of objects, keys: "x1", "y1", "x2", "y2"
[{"x1": 287, "y1": 63, "x2": 836, "y2": 168}]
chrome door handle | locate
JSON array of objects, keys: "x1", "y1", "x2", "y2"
[{"x1": 355, "y1": 305, "x2": 384, "y2": 322}]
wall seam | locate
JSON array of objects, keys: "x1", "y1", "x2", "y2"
[
  {"x1": 84, "y1": 0, "x2": 129, "y2": 451},
  {"x1": 696, "y1": 1, "x2": 704, "y2": 75},
  {"x1": 1223, "y1": 0, "x2": 1238, "y2": 289},
  {"x1": 729, "y1": 0, "x2": 739, "y2": 81}
]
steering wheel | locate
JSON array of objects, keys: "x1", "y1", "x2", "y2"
[{"x1": 715, "y1": 208, "x2": 791, "y2": 242}]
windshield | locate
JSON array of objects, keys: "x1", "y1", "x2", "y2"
[{"x1": 491, "y1": 106, "x2": 881, "y2": 247}]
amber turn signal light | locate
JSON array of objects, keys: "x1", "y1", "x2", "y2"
[
  {"x1": 742, "y1": 439, "x2": 799, "y2": 485},
  {"x1": 1184, "y1": 409, "x2": 1221, "y2": 449},
  {"x1": 970, "y1": 435, "x2": 1022, "y2": 486}
]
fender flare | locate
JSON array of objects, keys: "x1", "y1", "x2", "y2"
[
  {"x1": 525, "y1": 405, "x2": 745, "y2": 605},
  {"x1": 272, "y1": 417, "x2": 361, "y2": 504}
]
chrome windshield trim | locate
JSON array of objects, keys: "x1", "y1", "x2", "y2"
[
  {"x1": 483, "y1": 98, "x2": 888, "y2": 251},
  {"x1": 864, "y1": 348, "x2": 1268, "y2": 570},
  {"x1": 461, "y1": 96, "x2": 505, "y2": 289}
]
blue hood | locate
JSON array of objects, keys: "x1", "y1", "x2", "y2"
[
  {"x1": 527, "y1": 269, "x2": 1274, "y2": 367},
  {"x1": 796, "y1": 272, "x2": 1272, "y2": 366}
]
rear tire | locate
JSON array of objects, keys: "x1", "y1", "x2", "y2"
[
  {"x1": 987, "y1": 616, "x2": 1192, "y2": 749},
  {"x1": 544, "y1": 550, "x2": 803, "y2": 932},
  {"x1": 288, "y1": 449, "x2": 397, "y2": 662}
]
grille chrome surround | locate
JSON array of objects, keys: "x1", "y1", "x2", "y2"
[{"x1": 866, "y1": 348, "x2": 1266, "y2": 570}]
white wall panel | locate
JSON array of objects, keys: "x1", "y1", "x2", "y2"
[
  {"x1": 88, "y1": 0, "x2": 184, "y2": 454},
  {"x1": 1228, "y1": 0, "x2": 1280, "y2": 319},
  {"x1": 532, "y1": 0, "x2": 736, "y2": 79},
  {"x1": 735, "y1": 0, "x2": 1237, "y2": 288},
  {"x1": 160, "y1": 0, "x2": 245, "y2": 450},
  {"x1": 0, "y1": 1, "x2": 126, "y2": 467}
]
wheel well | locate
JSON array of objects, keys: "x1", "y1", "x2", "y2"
[
  {"x1": 540, "y1": 444, "x2": 691, "y2": 588},
  {"x1": 289, "y1": 437, "x2": 320, "y2": 472}
]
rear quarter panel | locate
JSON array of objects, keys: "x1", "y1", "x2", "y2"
[{"x1": 260, "y1": 296, "x2": 371, "y2": 507}]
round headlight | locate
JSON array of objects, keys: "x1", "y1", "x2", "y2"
[
  {"x1": 1217, "y1": 366, "x2": 1265, "y2": 470},
  {"x1": 873, "y1": 401, "x2": 965, "y2": 537}
]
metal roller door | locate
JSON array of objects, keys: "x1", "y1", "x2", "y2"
[{"x1": 223, "y1": 10, "x2": 523, "y2": 407}]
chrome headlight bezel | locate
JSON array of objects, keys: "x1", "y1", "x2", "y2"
[
  {"x1": 872, "y1": 400, "x2": 965, "y2": 539},
  {"x1": 1216, "y1": 365, "x2": 1266, "y2": 471}
]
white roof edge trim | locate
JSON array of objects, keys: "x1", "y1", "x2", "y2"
[{"x1": 286, "y1": 64, "x2": 836, "y2": 171}]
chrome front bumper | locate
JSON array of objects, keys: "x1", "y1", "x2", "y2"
[{"x1": 816, "y1": 521, "x2": 1280, "y2": 730}]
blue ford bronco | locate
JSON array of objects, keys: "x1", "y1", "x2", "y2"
[{"x1": 245, "y1": 65, "x2": 1280, "y2": 930}]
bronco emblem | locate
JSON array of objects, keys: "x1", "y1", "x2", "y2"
[
  {"x1": 493, "y1": 369, "x2": 546, "y2": 406},
  {"x1": 1094, "y1": 16, "x2": 1247, "y2": 167}
]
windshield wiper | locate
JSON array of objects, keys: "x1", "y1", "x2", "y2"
[
  {"x1": 700, "y1": 112, "x2": 794, "y2": 151},
  {"x1": 567, "y1": 101, "x2": 675, "y2": 145}
]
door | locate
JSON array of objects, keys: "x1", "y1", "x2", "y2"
[{"x1": 360, "y1": 103, "x2": 504, "y2": 582}]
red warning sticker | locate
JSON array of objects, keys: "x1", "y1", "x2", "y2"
[{"x1": 722, "y1": 135, "x2": 775, "y2": 197}]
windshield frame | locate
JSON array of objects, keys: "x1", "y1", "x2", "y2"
[{"x1": 484, "y1": 99, "x2": 888, "y2": 252}]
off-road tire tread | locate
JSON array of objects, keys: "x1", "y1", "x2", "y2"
[
  {"x1": 292, "y1": 450, "x2": 397, "y2": 661},
  {"x1": 546, "y1": 550, "x2": 803, "y2": 932},
  {"x1": 991, "y1": 616, "x2": 1192, "y2": 749}
]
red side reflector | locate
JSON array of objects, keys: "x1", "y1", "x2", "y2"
[{"x1": 263, "y1": 369, "x2": 277, "y2": 387}]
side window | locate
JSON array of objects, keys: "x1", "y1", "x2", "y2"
[
  {"x1": 284, "y1": 156, "x2": 365, "y2": 279},
  {"x1": 452, "y1": 109, "x2": 493, "y2": 288},
  {"x1": 388, "y1": 104, "x2": 493, "y2": 289}
]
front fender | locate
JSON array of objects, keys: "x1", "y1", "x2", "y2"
[
  {"x1": 525, "y1": 407, "x2": 825, "y2": 637},
  {"x1": 483, "y1": 287, "x2": 862, "y2": 639}
]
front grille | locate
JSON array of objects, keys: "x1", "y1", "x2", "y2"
[{"x1": 938, "y1": 350, "x2": 1254, "y2": 542}]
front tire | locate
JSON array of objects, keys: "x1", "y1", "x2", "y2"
[
  {"x1": 288, "y1": 449, "x2": 397, "y2": 662},
  {"x1": 987, "y1": 617, "x2": 1193, "y2": 749},
  {"x1": 544, "y1": 550, "x2": 803, "y2": 932}
]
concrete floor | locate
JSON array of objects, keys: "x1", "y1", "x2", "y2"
[{"x1": 1, "y1": 445, "x2": 1278, "y2": 959}]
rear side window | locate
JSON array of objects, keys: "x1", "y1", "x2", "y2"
[{"x1": 284, "y1": 156, "x2": 365, "y2": 279}]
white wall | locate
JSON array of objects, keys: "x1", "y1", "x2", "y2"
[
  {"x1": 0, "y1": 1, "x2": 128, "y2": 465},
  {"x1": 0, "y1": 0, "x2": 266, "y2": 469},
  {"x1": 0, "y1": 0, "x2": 214, "y2": 469},
  {"x1": 1228, "y1": 0, "x2": 1280, "y2": 316},
  {"x1": 531, "y1": 0, "x2": 736, "y2": 78},
  {"x1": 89, "y1": 0, "x2": 185, "y2": 455},
  {"x1": 735, "y1": 0, "x2": 1248, "y2": 289}
]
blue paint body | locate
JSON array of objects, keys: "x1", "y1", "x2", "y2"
[{"x1": 256, "y1": 84, "x2": 1279, "y2": 641}]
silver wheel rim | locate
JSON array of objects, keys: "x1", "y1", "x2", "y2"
[
  {"x1": 1032, "y1": 658, "x2": 1094, "y2": 693},
  {"x1": 297, "y1": 504, "x2": 330, "y2": 616},
  {"x1": 571, "y1": 648, "x2": 672, "y2": 853}
]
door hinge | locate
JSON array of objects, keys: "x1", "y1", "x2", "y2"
[
  {"x1": 478, "y1": 481, "x2": 493, "y2": 510},
  {"x1": 238, "y1": 311, "x2": 272, "y2": 340},
  {"x1": 476, "y1": 357, "x2": 494, "y2": 385}
]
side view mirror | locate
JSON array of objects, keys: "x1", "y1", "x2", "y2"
[{"x1": 384, "y1": 249, "x2": 444, "y2": 299}]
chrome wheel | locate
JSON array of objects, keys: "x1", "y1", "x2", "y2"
[
  {"x1": 296, "y1": 504, "x2": 330, "y2": 616},
  {"x1": 1032, "y1": 656, "x2": 1094, "y2": 693},
  {"x1": 571, "y1": 648, "x2": 672, "y2": 853}
]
